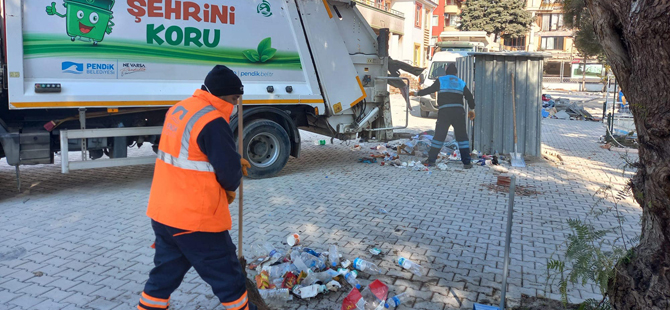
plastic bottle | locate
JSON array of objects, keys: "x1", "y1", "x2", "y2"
[
  {"x1": 264, "y1": 263, "x2": 292, "y2": 280},
  {"x1": 258, "y1": 288, "x2": 292, "y2": 301},
  {"x1": 344, "y1": 270, "x2": 362, "y2": 289},
  {"x1": 263, "y1": 243, "x2": 284, "y2": 262},
  {"x1": 328, "y1": 245, "x2": 340, "y2": 267},
  {"x1": 353, "y1": 258, "x2": 381, "y2": 274},
  {"x1": 292, "y1": 254, "x2": 309, "y2": 273},
  {"x1": 303, "y1": 248, "x2": 321, "y2": 257},
  {"x1": 397, "y1": 257, "x2": 423, "y2": 276},
  {"x1": 357, "y1": 285, "x2": 386, "y2": 310},
  {"x1": 301, "y1": 253, "x2": 326, "y2": 270},
  {"x1": 385, "y1": 292, "x2": 409, "y2": 308}
]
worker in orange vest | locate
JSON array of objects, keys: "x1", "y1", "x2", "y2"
[{"x1": 138, "y1": 65, "x2": 255, "y2": 310}]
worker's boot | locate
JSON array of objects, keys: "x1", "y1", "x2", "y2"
[
  {"x1": 463, "y1": 163, "x2": 473, "y2": 169},
  {"x1": 421, "y1": 159, "x2": 436, "y2": 167}
]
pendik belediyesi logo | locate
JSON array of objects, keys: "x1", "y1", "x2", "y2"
[{"x1": 46, "y1": 0, "x2": 116, "y2": 45}]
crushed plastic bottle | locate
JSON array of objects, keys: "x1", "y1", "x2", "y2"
[
  {"x1": 344, "y1": 270, "x2": 362, "y2": 289},
  {"x1": 259, "y1": 288, "x2": 292, "y2": 301},
  {"x1": 292, "y1": 254, "x2": 309, "y2": 273},
  {"x1": 398, "y1": 257, "x2": 423, "y2": 276},
  {"x1": 264, "y1": 263, "x2": 292, "y2": 280},
  {"x1": 328, "y1": 245, "x2": 340, "y2": 267},
  {"x1": 353, "y1": 258, "x2": 381, "y2": 274},
  {"x1": 263, "y1": 243, "x2": 284, "y2": 262},
  {"x1": 357, "y1": 285, "x2": 386, "y2": 310},
  {"x1": 385, "y1": 292, "x2": 410, "y2": 308},
  {"x1": 301, "y1": 253, "x2": 326, "y2": 270}
]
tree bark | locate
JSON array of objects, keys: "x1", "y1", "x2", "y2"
[{"x1": 585, "y1": 1, "x2": 670, "y2": 309}]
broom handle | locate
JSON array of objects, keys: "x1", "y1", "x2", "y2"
[
  {"x1": 512, "y1": 73, "x2": 518, "y2": 146},
  {"x1": 237, "y1": 97, "x2": 244, "y2": 258}
]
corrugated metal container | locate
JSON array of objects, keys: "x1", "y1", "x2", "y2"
[
  {"x1": 466, "y1": 52, "x2": 547, "y2": 157},
  {"x1": 456, "y1": 56, "x2": 475, "y2": 135}
]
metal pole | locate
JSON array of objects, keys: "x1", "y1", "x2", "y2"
[
  {"x1": 79, "y1": 108, "x2": 87, "y2": 161},
  {"x1": 500, "y1": 175, "x2": 516, "y2": 310},
  {"x1": 237, "y1": 97, "x2": 244, "y2": 259},
  {"x1": 611, "y1": 79, "x2": 617, "y2": 132}
]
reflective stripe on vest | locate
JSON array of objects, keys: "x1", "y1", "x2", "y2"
[
  {"x1": 157, "y1": 105, "x2": 216, "y2": 172},
  {"x1": 438, "y1": 75, "x2": 466, "y2": 95}
]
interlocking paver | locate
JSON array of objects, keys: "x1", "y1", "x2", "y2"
[{"x1": 0, "y1": 93, "x2": 641, "y2": 309}]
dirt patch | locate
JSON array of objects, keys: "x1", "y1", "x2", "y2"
[
  {"x1": 483, "y1": 184, "x2": 542, "y2": 197},
  {"x1": 511, "y1": 295, "x2": 580, "y2": 310}
]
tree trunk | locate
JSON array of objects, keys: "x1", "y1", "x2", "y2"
[{"x1": 586, "y1": 1, "x2": 670, "y2": 309}]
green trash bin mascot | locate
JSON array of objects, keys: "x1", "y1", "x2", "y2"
[{"x1": 46, "y1": 0, "x2": 115, "y2": 45}]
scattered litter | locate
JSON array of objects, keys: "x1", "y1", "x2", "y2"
[
  {"x1": 437, "y1": 163, "x2": 448, "y2": 171},
  {"x1": 342, "y1": 288, "x2": 363, "y2": 310},
  {"x1": 600, "y1": 142, "x2": 612, "y2": 150},
  {"x1": 378, "y1": 208, "x2": 388, "y2": 214},
  {"x1": 344, "y1": 270, "x2": 362, "y2": 289},
  {"x1": 259, "y1": 288, "x2": 292, "y2": 301},
  {"x1": 286, "y1": 234, "x2": 300, "y2": 247},
  {"x1": 341, "y1": 259, "x2": 352, "y2": 268},
  {"x1": 398, "y1": 257, "x2": 423, "y2": 276},
  {"x1": 326, "y1": 280, "x2": 342, "y2": 292},
  {"x1": 385, "y1": 292, "x2": 410, "y2": 308},
  {"x1": 483, "y1": 183, "x2": 541, "y2": 196},
  {"x1": 359, "y1": 157, "x2": 378, "y2": 164},
  {"x1": 353, "y1": 258, "x2": 381, "y2": 274},
  {"x1": 369, "y1": 248, "x2": 382, "y2": 256},
  {"x1": 554, "y1": 110, "x2": 570, "y2": 119},
  {"x1": 32, "y1": 271, "x2": 44, "y2": 277},
  {"x1": 296, "y1": 284, "x2": 325, "y2": 299},
  {"x1": 490, "y1": 165, "x2": 509, "y2": 174},
  {"x1": 314, "y1": 140, "x2": 327, "y2": 145},
  {"x1": 356, "y1": 280, "x2": 389, "y2": 310}
]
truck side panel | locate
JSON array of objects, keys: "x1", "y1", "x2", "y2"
[{"x1": 6, "y1": 0, "x2": 324, "y2": 112}]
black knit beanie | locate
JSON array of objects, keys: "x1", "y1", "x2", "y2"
[
  {"x1": 201, "y1": 65, "x2": 244, "y2": 96},
  {"x1": 445, "y1": 63, "x2": 458, "y2": 75}
]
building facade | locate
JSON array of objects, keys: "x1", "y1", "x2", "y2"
[{"x1": 355, "y1": 0, "x2": 437, "y2": 67}]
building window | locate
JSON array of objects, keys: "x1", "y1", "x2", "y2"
[
  {"x1": 450, "y1": 15, "x2": 461, "y2": 27},
  {"x1": 432, "y1": 15, "x2": 439, "y2": 27},
  {"x1": 540, "y1": 37, "x2": 565, "y2": 50},
  {"x1": 541, "y1": 13, "x2": 564, "y2": 31},
  {"x1": 504, "y1": 36, "x2": 527, "y2": 49},
  {"x1": 415, "y1": 3, "x2": 422, "y2": 28},
  {"x1": 445, "y1": 0, "x2": 456, "y2": 5},
  {"x1": 444, "y1": 14, "x2": 460, "y2": 27},
  {"x1": 414, "y1": 44, "x2": 421, "y2": 65}
]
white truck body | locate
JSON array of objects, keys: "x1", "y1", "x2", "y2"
[{"x1": 1, "y1": 0, "x2": 405, "y2": 179}]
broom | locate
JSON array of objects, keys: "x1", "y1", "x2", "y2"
[{"x1": 236, "y1": 97, "x2": 270, "y2": 310}]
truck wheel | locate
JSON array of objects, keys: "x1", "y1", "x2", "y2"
[{"x1": 242, "y1": 119, "x2": 290, "y2": 179}]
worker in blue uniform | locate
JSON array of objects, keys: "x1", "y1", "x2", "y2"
[{"x1": 411, "y1": 63, "x2": 475, "y2": 168}]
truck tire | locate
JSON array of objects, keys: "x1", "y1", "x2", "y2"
[
  {"x1": 421, "y1": 111, "x2": 430, "y2": 118},
  {"x1": 242, "y1": 119, "x2": 290, "y2": 179}
]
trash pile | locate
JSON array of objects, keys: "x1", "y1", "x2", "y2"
[
  {"x1": 541, "y1": 95, "x2": 599, "y2": 121},
  {"x1": 248, "y1": 235, "x2": 422, "y2": 309}
]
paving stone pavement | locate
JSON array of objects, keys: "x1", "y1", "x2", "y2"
[{"x1": 0, "y1": 95, "x2": 641, "y2": 310}]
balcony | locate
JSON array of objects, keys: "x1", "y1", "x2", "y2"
[
  {"x1": 444, "y1": 4, "x2": 459, "y2": 14},
  {"x1": 354, "y1": 0, "x2": 405, "y2": 35}
]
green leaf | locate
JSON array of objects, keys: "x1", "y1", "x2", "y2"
[
  {"x1": 257, "y1": 37, "x2": 272, "y2": 56},
  {"x1": 243, "y1": 50, "x2": 260, "y2": 62},
  {"x1": 260, "y1": 48, "x2": 277, "y2": 62}
]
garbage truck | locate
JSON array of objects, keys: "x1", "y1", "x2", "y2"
[{"x1": 0, "y1": 0, "x2": 409, "y2": 181}]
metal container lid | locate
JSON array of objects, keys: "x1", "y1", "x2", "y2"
[
  {"x1": 65, "y1": 0, "x2": 115, "y2": 11},
  {"x1": 467, "y1": 52, "x2": 551, "y2": 59}
]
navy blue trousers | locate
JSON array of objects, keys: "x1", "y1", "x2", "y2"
[
  {"x1": 139, "y1": 220, "x2": 256, "y2": 310},
  {"x1": 428, "y1": 106, "x2": 471, "y2": 165}
]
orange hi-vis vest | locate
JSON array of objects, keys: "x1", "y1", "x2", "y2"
[{"x1": 147, "y1": 89, "x2": 235, "y2": 232}]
